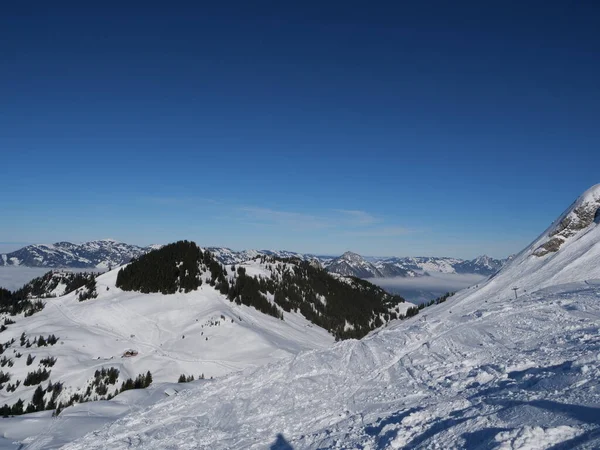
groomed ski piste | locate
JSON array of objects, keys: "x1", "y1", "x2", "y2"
[{"x1": 6, "y1": 185, "x2": 600, "y2": 449}]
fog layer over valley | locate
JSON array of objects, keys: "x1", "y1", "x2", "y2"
[
  {"x1": 1, "y1": 265, "x2": 490, "y2": 305},
  {"x1": 371, "y1": 272, "x2": 488, "y2": 304},
  {"x1": 0, "y1": 267, "x2": 64, "y2": 291}
]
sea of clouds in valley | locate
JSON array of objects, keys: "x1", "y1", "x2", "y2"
[
  {"x1": 371, "y1": 272, "x2": 487, "y2": 304},
  {"x1": 0, "y1": 266, "x2": 89, "y2": 291}
]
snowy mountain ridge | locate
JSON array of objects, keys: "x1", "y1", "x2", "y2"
[
  {"x1": 324, "y1": 253, "x2": 505, "y2": 279},
  {"x1": 0, "y1": 240, "x2": 152, "y2": 269},
  {"x1": 324, "y1": 251, "x2": 395, "y2": 278},
  {"x1": 207, "y1": 248, "x2": 505, "y2": 278},
  {"x1": 2, "y1": 241, "x2": 503, "y2": 279},
  {"x1": 18, "y1": 183, "x2": 600, "y2": 449}
]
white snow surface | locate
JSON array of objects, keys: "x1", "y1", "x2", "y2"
[
  {"x1": 53, "y1": 281, "x2": 600, "y2": 449},
  {"x1": 11, "y1": 187, "x2": 600, "y2": 449},
  {"x1": 0, "y1": 267, "x2": 335, "y2": 449}
]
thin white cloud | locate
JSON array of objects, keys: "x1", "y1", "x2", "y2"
[
  {"x1": 333, "y1": 209, "x2": 380, "y2": 226},
  {"x1": 239, "y1": 207, "x2": 332, "y2": 230},
  {"x1": 238, "y1": 206, "x2": 412, "y2": 236},
  {"x1": 345, "y1": 226, "x2": 413, "y2": 237}
]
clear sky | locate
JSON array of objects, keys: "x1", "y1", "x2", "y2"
[{"x1": 1, "y1": 2, "x2": 599, "y2": 258}]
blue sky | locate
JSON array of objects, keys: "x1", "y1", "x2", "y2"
[{"x1": 1, "y1": 2, "x2": 599, "y2": 258}]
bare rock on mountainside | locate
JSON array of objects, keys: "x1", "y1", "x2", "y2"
[{"x1": 534, "y1": 184, "x2": 600, "y2": 256}]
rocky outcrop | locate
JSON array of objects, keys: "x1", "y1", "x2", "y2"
[{"x1": 534, "y1": 185, "x2": 600, "y2": 257}]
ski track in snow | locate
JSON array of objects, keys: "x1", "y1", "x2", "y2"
[
  {"x1": 38, "y1": 282, "x2": 599, "y2": 450},
  {"x1": 5, "y1": 185, "x2": 600, "y2": 449},
  {"x1": 0, "y1": 266, "x2": 337, "y2": 449},
  {"x1": 50, "y1": 187, "x2": 600, "y2": 450}
]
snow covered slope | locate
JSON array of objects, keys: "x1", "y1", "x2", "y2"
[
  {"x1": 29, "y1": 184, "x2": 600, "y2": 450},
  {"x1": 0, "y1": 267, "x2": 334, "y2": 419},
  {"x1": 471, "y1": 184, "x2": 600, "y2": 297},
  {"x1": 0, "y1": 246, "x2": 414, "y2": 435},
  {"x1": 52, "y1": 281, "x2": 600, "y2": 450}
]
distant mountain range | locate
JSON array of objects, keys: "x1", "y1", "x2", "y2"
[
  {"x1": 1, "y1": 240, "x2": 505, "y2": 278},
  {"x1": 207, "y1": 249, "x2": 506, "y2": 278},
  {"x1": 0, "y1": 239, "x2": 156, "y2": 269}
]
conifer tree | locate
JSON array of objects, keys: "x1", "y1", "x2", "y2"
[{"x1": 31, "y1": 385, "x2": 45, "y2": 411}]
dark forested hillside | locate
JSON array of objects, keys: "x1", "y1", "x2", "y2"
[
  {"x1": 115, "y1": 241, "x2": 411, "y2": 339},
  {"x1": 116, "y1": 241, "x2": 205, "y2": 294},
  {"x1": 242, "y1": 256, "x2": 409, "y2": 339}
]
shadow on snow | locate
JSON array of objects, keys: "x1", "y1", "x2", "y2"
[{"x1": 270, "y1": 433, "x2": 293, "y2": 450}]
